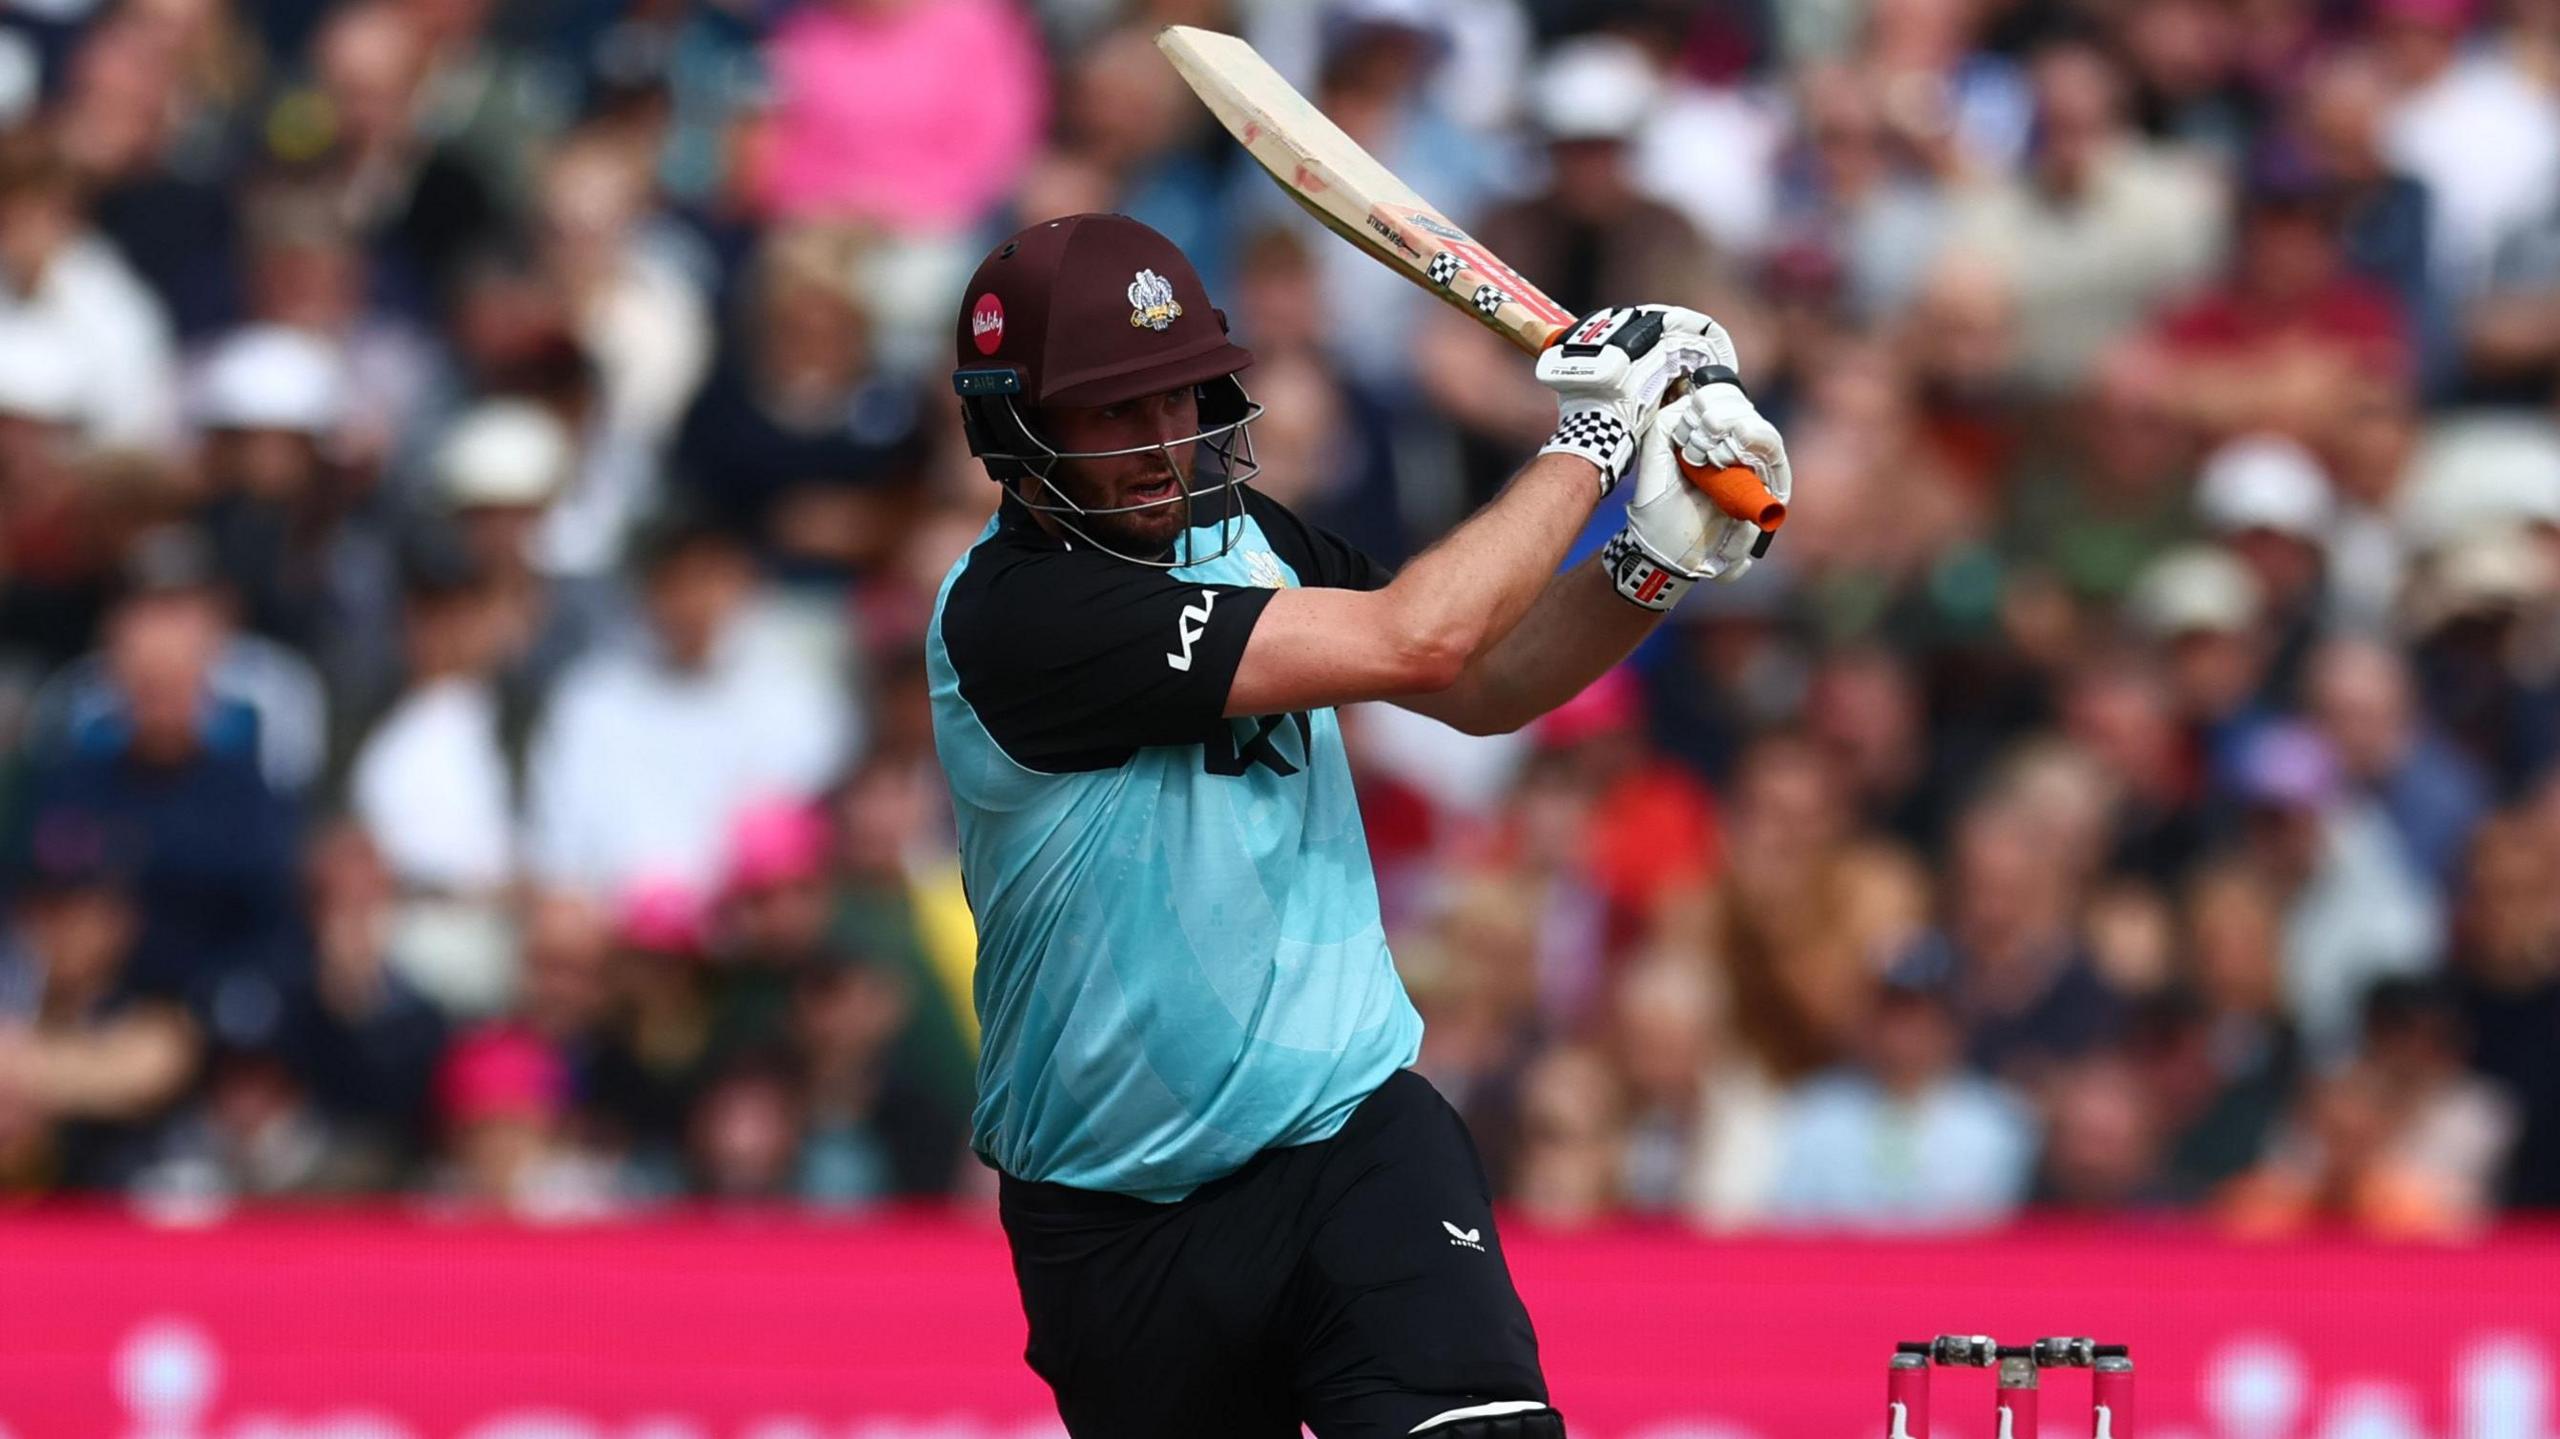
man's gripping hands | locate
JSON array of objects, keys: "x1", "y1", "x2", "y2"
[{"x1": 1537, "y1": 305, "x2": 1791, "y2": 610}]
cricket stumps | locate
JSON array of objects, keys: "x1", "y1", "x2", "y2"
[{"x1": 1885, "y1": 1336, "x2": 2133, "y2": 1437}]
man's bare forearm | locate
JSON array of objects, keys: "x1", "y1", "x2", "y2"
[
  {"x1": 1377, "y1": 451, "x2": 1602, "y2": 672},
  {"x1": 1224, "y1": 454, "x2": 1604, "y2": 716},
  {"x1": 1401, "y1": 557, "x2": 1666, "y2": 735}
]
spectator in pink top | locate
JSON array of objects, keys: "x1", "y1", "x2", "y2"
[{"x1": 755, "y1": 0, "x2": 1048, "y2": 233}]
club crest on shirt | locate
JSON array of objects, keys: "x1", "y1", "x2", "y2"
[
  {"x1": 1244, "y1": 549, "x2": 1290, "y2": 589},
  {"x1": 1128, "y1": 269, "x2": 1184, "y2": 331}
]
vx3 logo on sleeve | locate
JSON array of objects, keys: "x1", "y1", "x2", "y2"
[{"x1": 1442, "y1": 1220, "x2": 1484, "y2": 1252}]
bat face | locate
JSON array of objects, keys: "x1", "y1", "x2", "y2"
[{"x1": 1157, "y1": 25, "x2": 1575, "y2": 354}]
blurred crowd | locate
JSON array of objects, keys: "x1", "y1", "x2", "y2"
[{"x1": 1, "y1": 0, "x2": 2558, "y2": 1239}]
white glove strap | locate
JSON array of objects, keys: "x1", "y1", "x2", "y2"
[
  {"x1": 1600, "y1": 528, "x2": 1694, "y2": 611},
  {"x1": 1541, "y1": 405, "x2": 1636, "y2": 494}
]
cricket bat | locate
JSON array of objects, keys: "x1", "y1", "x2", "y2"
[{"x1": 1155, "y1": 25, "x2": 1783, "y2": 533}]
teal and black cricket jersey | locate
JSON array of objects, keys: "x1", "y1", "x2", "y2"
[{"x1": 927, "y1": 488, "x2": 1423, "y2": 1202}]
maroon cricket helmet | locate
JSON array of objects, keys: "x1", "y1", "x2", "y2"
[
  {"x1": 952, "y1": 212, "x2": 1253, "y2": 407},
  {"x1": 950, "y1": 214, "x2": 1266, "y2": 567}
]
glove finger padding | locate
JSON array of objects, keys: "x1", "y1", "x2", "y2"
[{"x1": 1669, "y1": 387, "x2": 1791, "y2": 584}]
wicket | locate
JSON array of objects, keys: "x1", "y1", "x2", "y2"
[{"x1": 1886, "y1": 1336, "x2": 2133, "y2": 1437}]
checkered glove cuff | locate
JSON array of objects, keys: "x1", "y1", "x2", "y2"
[
  {"x1": 1541, "y1": 404, "x2": 1636, "y2": 494},
  {"x1": 1601, "y1": 528, "x2": 1695, "y2": 611}
]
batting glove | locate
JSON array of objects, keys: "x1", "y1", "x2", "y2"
[
  {"x1": 1665, "y1": 374, "x2": 1792, "y2": 585},
  {"x1": 1535, "y1": 305, "x2": 1737, "y2": 494},
  {"x1": 1599, "y1": 418, "x2": 1716, "y2": 610}
]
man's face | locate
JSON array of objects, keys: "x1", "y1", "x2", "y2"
[
  {"x1": 1028, "y1": 385, "x2": 1204, "y2": 559},
  {"x1": 211, "y1": 428, "x2": 325, "y2": 501},
  {"x1": 2244, "y1": 803, "x2": 2325, "y2": 888},
  {"x1": 108, "y1": 592, "x2": 223, "y2": 764},
  {"x1": 725, "y1": 875, "x2": 832, "y2": 964},
  {"x1": 644, "y1": 544, "x2": 752, "y2": 668},
  {"x1": 1868, "y1": 995, "x2": 1957, "y2": 1094},
  {"x1": 456, "y1": 504, "x2": 542, "y2": 574},
  {"x1": 318, "y1": 6, "x2": 425, "y2": 148},
  {"x1": 21, "y1": 887, "x2": 136, "y2": 995},
  {"x1": 0, "y1": 191, "x2": 75, "y2": 288},
  {"x1": 1550, "y1": 139, "x2": 1629, "y2": 219},
  {"x1": 2166, "y1": 629, "x2": 2264, "y2": 721},
  {"x1": 2030, "y1": 48, "x2": 2119, "y2": 193}
]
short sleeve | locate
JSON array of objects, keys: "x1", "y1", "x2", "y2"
[
  {"x1": 1245, "y1": 490, "x2": 1393, "y2": 592},
  {"x1": 941, "y1": 547, "x2": 1277, "y2": 772}
]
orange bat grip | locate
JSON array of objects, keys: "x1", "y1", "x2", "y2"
[{"x1": 1681, "y1": 455, "x2": 1786, "y2": 531}]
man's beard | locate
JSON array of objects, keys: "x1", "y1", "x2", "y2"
[
  {"x1": 1054, "y1": 460, "x2": 1219, "y2": 562},
  {"x1": 1086, "y1": 495, "x2": 1192, "y2": 561}
]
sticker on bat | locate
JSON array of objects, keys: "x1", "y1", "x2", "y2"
[
  {"x1": 1433, "y1": 238, "x2": 1574, "y2": 326},
  {"x1": 1365, "y1": 213, "x2": 1424, "y2": 259},
  {"x1": 1406, "y1": 211, "x2": 1468, "y2": 242}
]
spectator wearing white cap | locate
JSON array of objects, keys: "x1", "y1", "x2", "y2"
[
  {"x1": 348, "y1": 539, "x2": 519, "y2": 907},
  {"x1": 430, "y1": 399, "x2": 621, "y2": 706},
  {"x1": 2390, "y1": 422, "x2": 2560, "y2": 784},
  {"x1": 193, "y1": 327, "x2": 347, "y2": 444},
  {"x1": 437, "y1": 400, "x2": 568, "y2": 566},
  {"x1": 1250, "y1": 0, "x2": 1509, "y2": 395},
  {"x1": 1500, "y1": 36, "x2": 1717, "y2": 311},
  {"x1": 2393, "y1": 416, "x2": 2560, "y2": 557},
  {"x1": 2399, "y1": 528, "x2": 2560, "y2": 790},
  {"x1": 188, "y1": 325, "x2": 405, "y2": 715},
  {"x1": 2194, "y1": 433, "x2": 2337, "y2": 702},
  {"x1": 1415, "y1": 36, "x2": 1725, "y2": 505},
  {"x1": 2128, "y1": 544, "x2": 2279, "y2": 762}
]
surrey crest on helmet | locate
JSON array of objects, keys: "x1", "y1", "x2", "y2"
[{"x1": 1128, "y1": 269, "x2": 1185, "y2": 331}]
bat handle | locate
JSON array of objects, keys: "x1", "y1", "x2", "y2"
[{"x1": 1678, "y1": 454, "x2": 1786, "y2": 532}]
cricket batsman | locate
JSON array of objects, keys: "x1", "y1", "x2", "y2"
[{"x1": 929, "y1": 213, "x2": 1790, "y2": 1438}]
